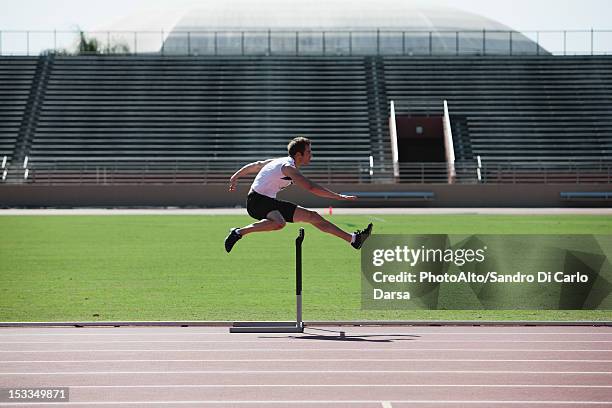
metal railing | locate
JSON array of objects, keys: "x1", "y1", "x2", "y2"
[
  {"x1": 396, "y1": 162, "x2": 612, "y2": 184},
  {"x1": 19, "y1": 160, "x2": 370, "y2": 185},
  {"x1": 473, "y1": 162, "x2": 612, "y2": 184},
  {"x1": 8, "y1": 160, "x2": 611, "y2": 185},
  {"x1": 1, "y1": 29, "x2": 612, "y2": 57}
]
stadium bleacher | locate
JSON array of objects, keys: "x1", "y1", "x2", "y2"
[
  {"x1": 32, "y1": 56, "x2": 372, "y2": 163},
  {"x1": 0, "y1": 57, "x2": 39, "y2": 169},
  {"x1": 1, "y1": 54, "x2": 611, "y2": 186},
  {"x1": 384, "y1": 56, "x2": 612, "y2": 164}
]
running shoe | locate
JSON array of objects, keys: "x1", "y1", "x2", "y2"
[
  {"x1": 351, "y1": 223, "x2": 373, "y2": 249},
  {"x1": 224, "y1": 228, "x2": 242, "y2": 253}
]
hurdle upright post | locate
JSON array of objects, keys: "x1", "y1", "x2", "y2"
[{"x1": 296, "y1": 227, "x2": 304, "y2": 328}]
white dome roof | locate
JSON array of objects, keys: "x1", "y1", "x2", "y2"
[
  {"x1": 174, "y1": 0, "x2": 514, "y2": 31},
  {"x1": 101, "y1": 1, "x2": 544, "y2": 55}
]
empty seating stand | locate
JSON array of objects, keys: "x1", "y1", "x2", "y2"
[
  {"x1": 383, "y1": 56, "x2": 612, "y2": 165},
  {"x1": 1, "y1": 54, "x2": 612, "y2": 185},
  {"x1": 30, "y1": 56, "x2": 371, "y2": 168},
  {"x1": 0, "y1": 57, "x2": 38, "y2": 167}
]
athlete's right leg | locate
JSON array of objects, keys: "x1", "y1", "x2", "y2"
[
  {"x1": 293, "y1": 206, "x2": 373, "y2": 249},
  {"x1": 238, "y1": 210, "x2": 286, "y2": 236},
  {"x1": 293, "y1": 206, "x2": 351, "y2": 242}
]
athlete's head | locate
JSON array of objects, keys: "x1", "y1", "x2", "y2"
[{"x1": 288, "y1": 137, "x2": 312, "y2": 165}]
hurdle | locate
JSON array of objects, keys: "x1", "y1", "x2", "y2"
[{"x1": 230, "y1": 228, "x2": 305, "y2": 333}]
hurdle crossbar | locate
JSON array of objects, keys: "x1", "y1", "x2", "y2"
[{"x1": 230, "y1": 228, "x2": 305, "y2": 333}]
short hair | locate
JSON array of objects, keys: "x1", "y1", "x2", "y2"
[{"x1": 287, "y1": 137, "x2": 311, "y2": 158}]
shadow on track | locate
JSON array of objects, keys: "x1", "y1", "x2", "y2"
[{"x1": 262, "y1": 327, "x2": 421, "y2": 342}]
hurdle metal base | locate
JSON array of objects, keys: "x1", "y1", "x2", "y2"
[{"x1": 230, "y1": 321, "x2": 304, "y2": 333}]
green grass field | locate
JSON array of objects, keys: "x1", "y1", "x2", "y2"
[{"x1": 1, "y1": 214, "x2": 611, "y2": 322}]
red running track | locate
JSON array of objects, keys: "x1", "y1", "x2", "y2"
[{"x1": 0, "y1": 325, "x2": 611, "y2": 408}]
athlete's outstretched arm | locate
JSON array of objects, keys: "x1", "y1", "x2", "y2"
[
  {"x1": 228, "y1": 159, "x2": 273, "y2": 191},
  {"x1": 282, "y1": 165, "x2": 356, "y2": 200}
]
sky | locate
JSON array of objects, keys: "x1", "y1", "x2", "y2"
[
  {"x1": 0, "y1": 0, "x2": 610, "y2": 55},
  {"x1": 1, "y1": 0, "x2": 610, "y2": 31}
]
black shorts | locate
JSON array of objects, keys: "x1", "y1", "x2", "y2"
[{"x1": 246, "y1": 191, "x2": 297, "y2": 223}]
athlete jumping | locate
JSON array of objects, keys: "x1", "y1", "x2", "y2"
[{"x1": 224, "y1": 137, "x2": 373, "y2": 253}]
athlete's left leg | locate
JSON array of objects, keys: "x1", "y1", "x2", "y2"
[{"x1": 237, "y1": 210, "x2": 286, "y2": 236}]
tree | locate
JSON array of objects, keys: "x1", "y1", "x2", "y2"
[
  {"x1": 78, "y1": 31, "x2": 101, "y2": 54},
  {"x1": 76, "y1": 30, "x2": 131, "y2": 55}
]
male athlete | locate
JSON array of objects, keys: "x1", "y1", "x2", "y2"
[{"x1": 225, "y1": 137, "x2": 373, "y2": 253}]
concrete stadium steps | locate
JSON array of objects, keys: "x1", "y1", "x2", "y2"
[
  {"x1": 31, "y1": 56, "x2": 372, "y2": 165},
  {"x1": 0, "y1": 57, "x2": 39, "y2": 167},
  {"x1": 383, "y1": 55, "x2": 612, "y2": 163},
  {"x1": 2, "y1": 54, "x2": 612, "y2": 181}
]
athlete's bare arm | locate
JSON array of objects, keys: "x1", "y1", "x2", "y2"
[
  {"x1": 281, "y1": 165, "x2": 356, "y2": 200},
  {"x1": 228, "y1": 159, "x2": 274, "y2": 191}
]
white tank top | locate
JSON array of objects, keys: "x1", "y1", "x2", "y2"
[{"x1": 250, "y1": 156, "x2": 296, "y2": 198}]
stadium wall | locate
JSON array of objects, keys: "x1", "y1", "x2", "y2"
[{"x1": 0, "y1": 184, "x2": 609, "y2": 208}]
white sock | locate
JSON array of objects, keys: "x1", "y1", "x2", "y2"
[{"x1": 350, "y1": 233, "x2": 356, "y2": 243}]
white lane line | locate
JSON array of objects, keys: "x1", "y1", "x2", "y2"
[
  {"x1": 2, "y1": 370, "x2": 611, "y2": 375},
  {"x1": 0, "y1": 331, "x2": 610, "y2": 336},
  {"x1": 2, "y1": 348, "x2": 611, "y2": 353},
  {"x1": 382, "y1": 402, "x2": 393, "y2": 408},
  {"x1": 2, "y1": 340, "x2": 611, "y2": 344},
  {"x1": 29, "y1": 384, "x2": 612, "y2": 388},
  {"x1": 0, "y1": 399, "x2": 610, "y2": 405},
  {"x1": 1, "y1": 358, "x2": 611, "y2": 363},
  {"x1": 4, "y1": 207, "x2": 611, "y2": 215}
]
